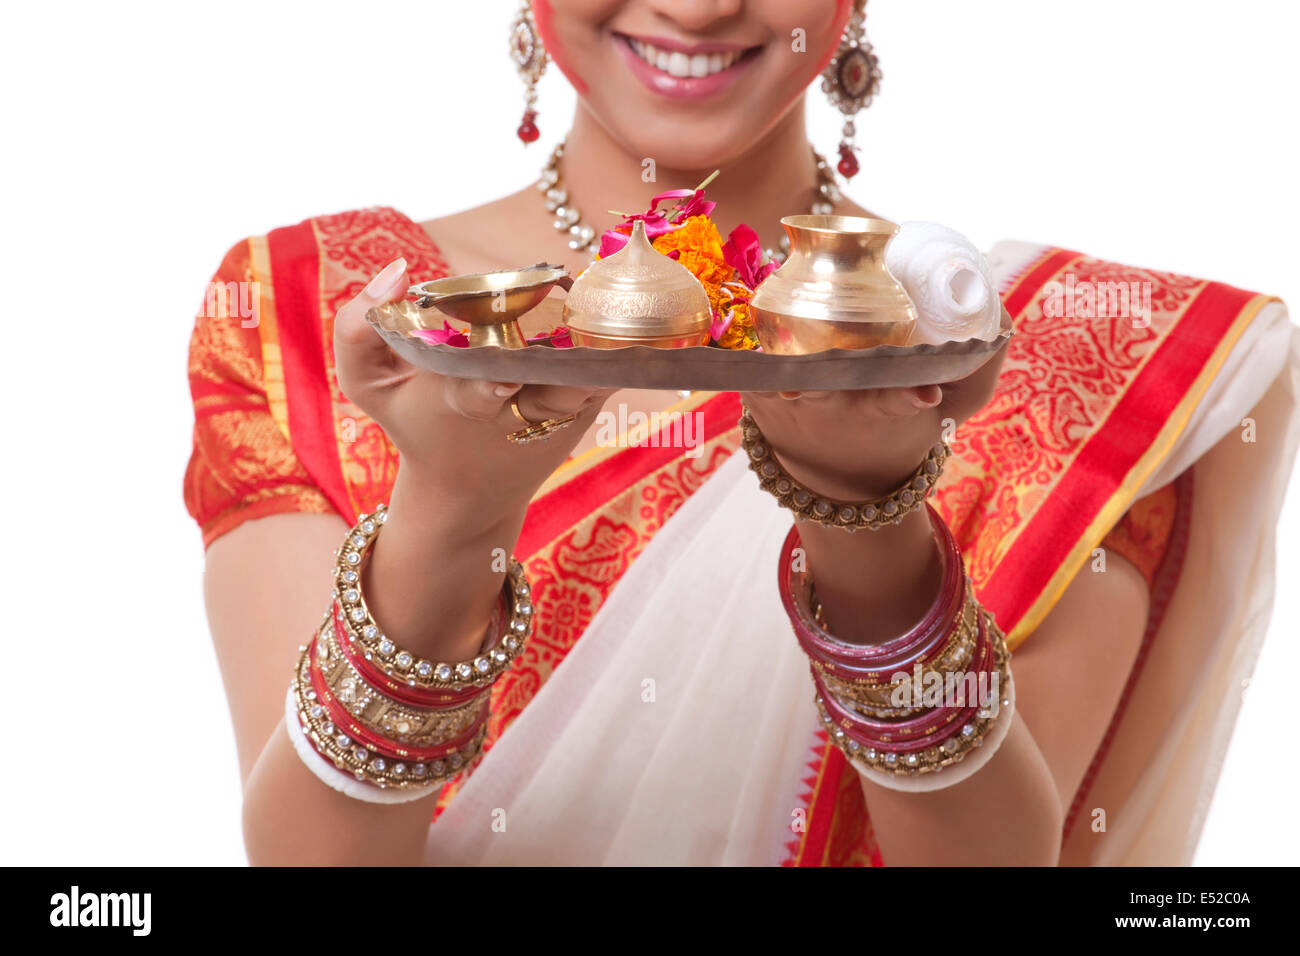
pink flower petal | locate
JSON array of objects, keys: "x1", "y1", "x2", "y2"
[
  {"x1": 410, "y1": 321, "x2": 469, "y2": 347},
  {"x1": 710, "y1": 309, "x2": 735, "y2": 341},
  {"x1": 649, "y1": 188, "x2": 697, "y2": 206},
  {"x1": 528, "y1": 326, "x2": 574, "y2": 348},
  {"x1": 723, "y1": 223, "x2": 777, "y2": 289},
  {"x1": 598, "y1": 229, "x2": 630, "y2": 258}
]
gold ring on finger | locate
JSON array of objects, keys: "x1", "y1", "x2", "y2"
[{"x1": 507, "y1": 396, "x2": 578, "y2": 444}]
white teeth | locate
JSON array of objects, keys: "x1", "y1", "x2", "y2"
[{"x1": 627, "y1": 38, "x2": 745, "y2": 77}]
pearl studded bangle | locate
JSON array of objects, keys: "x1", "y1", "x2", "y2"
[
  {"x1": 777, "y1": 512, "x2": 1016, "y2": 791},
  {"x1": 284, "y1": 683, "x2": 440, "y2": 805},
  {"x1": 334, "y1": 504, "x2": 534, "y2": 694},
  {"x1": 739, "y1": 406, "x2": 949, "y2": 533},
  {"x1": 812, "y1": 600, "x2": 1013, "y2": 789},
  {"x1": 289, "y1": 622, "x2": 491, "y2": 795},
  {"x1": 316, "y1": 614, "x2": 489, "y2": 749},
  {"x1": 285, "y1": 504, "x2": 536, "y2": 800},
  {"x1": 325, "y1": 597, "x2": 501, "y2": 709}
]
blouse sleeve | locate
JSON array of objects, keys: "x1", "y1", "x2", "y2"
[
  {"x1": 183, "y1": 238, "x2": 336, "y2": 549},
  {"x1": 1097, "y1": 482, "x2": 1179, "y2": 590}
]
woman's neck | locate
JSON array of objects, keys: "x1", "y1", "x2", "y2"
[{"x1": 559, "y1": 97, "x2": 825, "y2": 252}]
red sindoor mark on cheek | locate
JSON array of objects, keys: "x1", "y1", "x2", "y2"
[{"x1": 532, "y1": 0, "x2": 590, "y2": 96}]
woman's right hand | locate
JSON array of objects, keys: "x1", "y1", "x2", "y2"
[{"x1": 335, "y1": 258, "x2": 615, "y2": 506}]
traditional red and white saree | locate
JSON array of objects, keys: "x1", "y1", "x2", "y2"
[{"x1": 185, "y1": 206, "x2": 1300, "y2": 865}]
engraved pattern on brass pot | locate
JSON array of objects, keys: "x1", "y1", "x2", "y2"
[{"x1": 562, "y1": 219, "x2": 712, "y2": 349}]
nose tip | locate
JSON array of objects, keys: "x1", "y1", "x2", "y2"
[{"x1": 644, "y1": 0, "x2": 745, "y2": 33}]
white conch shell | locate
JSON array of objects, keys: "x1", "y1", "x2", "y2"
[{"x1": 884, "y1": 221, "x2": 1002, "y2": 346}]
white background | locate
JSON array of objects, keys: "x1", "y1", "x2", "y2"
[{"x1": 1, "y1": 1, "x2": 1295, "y2": 865}]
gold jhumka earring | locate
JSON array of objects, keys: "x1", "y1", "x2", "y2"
[
  {"x1": 509, "y1": 1, "x2": 548, "y2": 144},
  {"x1": 820, "y1": 0, "x2": 882, "y2": 179}
]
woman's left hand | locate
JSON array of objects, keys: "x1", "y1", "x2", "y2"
[{"x1": 740, "y1": 346, "x2": 1007, "y2": 501}]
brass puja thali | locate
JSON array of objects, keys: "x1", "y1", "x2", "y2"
[{"x1": 366, "y1": 217, "x2": 1013, "y2": 391}]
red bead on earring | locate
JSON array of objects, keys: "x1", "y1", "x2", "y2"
[
  {"x1": 837, "y1": 145, "x2": 860, "y2": 179},
  {"x1": 517, "y1": 110, "x2": 540, "y2": 144}
]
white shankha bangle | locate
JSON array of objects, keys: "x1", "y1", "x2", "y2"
[{"x1": 284, "y1": 684, "x2": 440, "y2": 805}]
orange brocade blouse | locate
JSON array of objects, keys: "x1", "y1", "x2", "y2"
[{"x1": 185, "y1": 206, "x2": 1269, "y2": 865}]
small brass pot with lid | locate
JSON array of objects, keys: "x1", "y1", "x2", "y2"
[{"x1": 562, "y1": 220, "x2": 712, "y2": 349}]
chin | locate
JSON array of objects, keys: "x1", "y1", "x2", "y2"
[
  {"x1": 617, "y1": 126, "x2": 761, "y2": 172},
  {"x1": 590, "y1": 96, "x2": 800, "y2": 173}
]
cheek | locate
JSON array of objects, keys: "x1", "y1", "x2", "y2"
[
  {"x1": 532, "y1": 0, "x2": 602, "y2": 96},
  {"x1": 815, "y1": 0, "x2": 855, "y2": 73},
  {"x1": 756, "y1": 0, "x2": 855, "y2": 94}
]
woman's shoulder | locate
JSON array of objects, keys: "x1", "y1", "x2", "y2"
[
  {"x1": 230, "y1": 188, "x2": 542, "y2": 290},
  {"x1": 261, "y1": 205, "x2": 452, "y2": 284},
  {"x1": 201, "y1": 206, "x2": 455, "y2": 340}
]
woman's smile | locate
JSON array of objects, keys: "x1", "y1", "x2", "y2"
[{"x1": 613, "y1": 30, "x2": 763, "y2": 99}]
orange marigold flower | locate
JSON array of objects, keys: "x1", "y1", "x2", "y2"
[
  {"x1": 716, "y1": 301, "x2": 760, "y2": 350},
  {"x1": 652, "y1": 215, "x2": 735, "y2": 291}
]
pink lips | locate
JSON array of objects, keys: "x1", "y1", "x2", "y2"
[{"x1": 614, "y1": 33, "x2": 759, "y2": 101}]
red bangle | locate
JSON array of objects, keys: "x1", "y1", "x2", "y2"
[
  {"x1": 777, "y1": 502, "x2": 965, "y2": 679},
  {"x1": 288, "y1": 505, "x2": 533, "y2": 795},
  {"x1": 308, "y1": 635, "x2": 489, "y2": 762},
  {"x1": 329, "y1": 600, "x2": 493, "y2": 709},
  {"x1": 774, "y1": 498, "x2": 1016, "y2": 784},
  {"x1": 812, "y1": 615, "x2": 994, "y2": 753}
]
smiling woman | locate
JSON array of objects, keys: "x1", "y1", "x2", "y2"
[
  {"x1": 181, "y1": 0, "x2": 1300, "y2": 866},
  {"x1": 530, "y1": 0, "x2": 852, "y2": 175}
]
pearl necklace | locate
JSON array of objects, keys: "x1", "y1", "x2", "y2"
[{"x1": 536, "y1": 138, "x2": 843, "y2": 263}]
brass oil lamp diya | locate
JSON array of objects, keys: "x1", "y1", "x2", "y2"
[{"x1": 408, "y1": 264, "x2": 572, "y2": 348}]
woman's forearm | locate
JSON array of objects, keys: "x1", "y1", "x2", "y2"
[
  {"x1": 795, "y1": 504, "x2": 943, "y2": 644},
  {"x1": 860, "y1": 716, "x2": 1063, "y2": 865},
  {"x1": 243, "y1": 717, "x2": 442, "y2": 866},
  {"x1": 795, "y1": 509, "x2": 1063, "y2": 865},
  {"x1": 364, "y1": 462, "x2": 532, "y2": 663},
  {"x1": 238, "y1": 464, "x2": 533, "y2": 866}
]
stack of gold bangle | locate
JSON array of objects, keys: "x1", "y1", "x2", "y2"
[
  {"x1": 288, "y1": 505, "x2": 533, "y2": 794},
  {"x1": 760, "y1": 414, "x2": 1017, "y2": 788},
  {"x1": 811, "y1": 577, "x2": 983, "y2": 718}
]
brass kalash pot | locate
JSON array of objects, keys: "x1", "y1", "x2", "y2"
[
  {"x1": 562, "y1": 220, "x2": 712, "y2": 348},
  {"x1": 751, "y1": 215, "x2": 917, "y2": 353}
]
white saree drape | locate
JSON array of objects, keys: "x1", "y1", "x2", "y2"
[{"x1": 422, "y1": 243, "x2": 1300, "y2": 866}]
